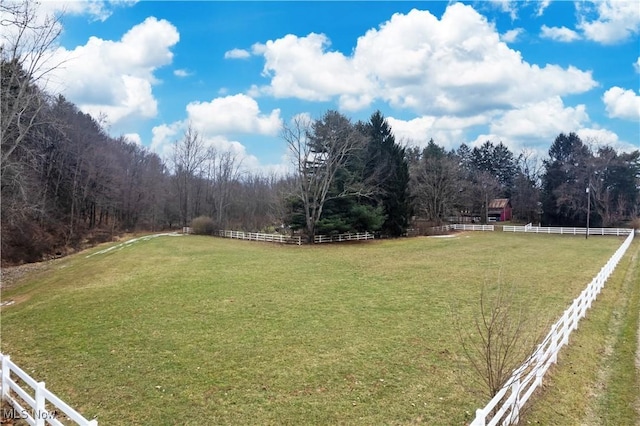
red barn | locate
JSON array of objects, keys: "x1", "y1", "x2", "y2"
[{"x1": 488, "y1": 198, "x2": 512, "y2": 222}]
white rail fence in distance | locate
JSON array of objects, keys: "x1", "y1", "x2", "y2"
[
  {"x1": 502, "y1": 225, "x2": 632, "y2": 236},
  {"x1": 1, "y1": 354, "x2": 97, "y2": 426},
  {"x1": 218, "y1": 230, "x2": 302, "y2": 244},
  {"x1": 450, "y1": 224, "x2": 495, "y2": 231},
  {"x1": 470, "y1": 229, "x2": 635, "y2": 425},
  {"x1": 217, "y1": 230, "x2": 375, "y2": 244},
  {"x1": 313, "y1": 232, "x2": 374, "y2": 243}
]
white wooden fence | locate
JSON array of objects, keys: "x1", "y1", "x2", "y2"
[
  {"x1": 470, "y1": 229, "x2": 635, "y2": 425},
  {"x1": 313, "y1": 232, "x2": 374, "y2": 243},
  {"x1": 218, "y1": 230, "x2": 302, "y2": 244},
  {"x1": 0, "y1": 354, "x2": 97, "y2": 426},
  {"x1": 217, "y1": 230, "x2": 375, "y2": 244},
  {"x1": 502, "y1": 225, "x2": 632, "y2": 236},
  {"x1": 450, "y1": 224, "x2": 495, "y2": 232}
]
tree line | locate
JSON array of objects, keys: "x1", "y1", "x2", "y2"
[
  {"x1": 2, "y1": 0, "x2": 638, "y2": 263},
  {"x1": 282, "y1": 111, "x2": 637, "y2": 242}
]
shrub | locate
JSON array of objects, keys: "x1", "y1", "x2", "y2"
[
  {"x1": 1, "y1": 220, "x2": 56, "y2": 264},
  {"x1": 191, "y1": 216, "x2": 216, "y2": 235},
  {"x1": 630, "y1": 217, "x2": 640, "y2": 230}
]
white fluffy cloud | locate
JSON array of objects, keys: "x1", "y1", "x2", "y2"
[
  {"x1": 577, "y1": 0, "x2": 640, "y2": 44},
  {"x1": 251, "y1": 4, "x2": 596, "y2": 116},
  {"x1": 603, "y1": 87, "x2": 640, "y2": 120},
  {"x1": 576, "y1": 128, "x2": 638, "y2": 152},
  {"x1": 174, "y1": 69, "x2": 192, "y2": 77},
  {"x1": 33, "y1": 0, "x2": 138, "y2": 23},
  {"x1": 577, "y1": 128, "x2": 620, "y2": 146},
  {"x1": 186, "y1": 94, "x2": 282, "y2": 135},
  {"x1": 487, "y1": 0, "x2": 518, "y2": 20},
  {"x1": 151, "y1": 119, "x2": 244, "y2": 161},
  {"x1": 461, "y1": 100, "x2": 635, "y2": 156},
  {"x1": 540, "y1": 25, "x2": 581, "y2": 42},
  {"x1": 536, "y1": 0, "x2": 551, "y2": 17},
  {"x1": 46, "y1": 17, "x2": 179, "y2": 126},
  {"x1": 501, "y1": 28, "x2": 523, "y2": 43},
  {"x1": 489, "y1": 97, "x2": 589, "y2": 140},
  {"x1": 634, "y1": 57, "x2": 640, "y2": 73},
  {"x1": 387, "y1": 97, "x2": 593, "y2": 153},
  {"x1": 150, "y1": 95, "x2": 286, "y2": 173},
  {"x1": 252, "y1": 33, "x2": 374, "y2": 109},
  {"x1": 150, "y1": 121, "x2": 184, "y2": 160},
  {"x1": 465, "y1": 97, "x2": 590, "y2": 155},
  {"x1": 387, "y1": 114, "x2": 492, "y2": 150},
  {"x1": 224, "y1": 48, "x2": 251, "y2": 59},
  {"x1": 150, "y1": 119, "x2": 290, "y2": 175},
  {"x1": 124, "y1": 133, "x2": 142, "y2": 146}
]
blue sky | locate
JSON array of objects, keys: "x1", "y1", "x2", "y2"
[{"x1": 27, "y1": 1, "x2": 640, "y2": 172}]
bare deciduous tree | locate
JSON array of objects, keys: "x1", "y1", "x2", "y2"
[
  {"x1": 1, "y1": 0, "x2": 63, "y2": 173},
  {"x1": 410, "y1": 149, "x2": 460, "y2": 223},
  {"x1": 209, "y1": 149, "x2": 242, "y2": 228},
  {"x1": 282, "y1": 111, "x2": 365, "y2": 242},
  {"x1": 171, "y1": 124, "x2": 208, "y2": 227},
  {"x1": 511, "y1": 149, "x2": 541, "y2": 223},
  {"x1": 456, "y1": 280, "x2": 545, "y2": 404}
]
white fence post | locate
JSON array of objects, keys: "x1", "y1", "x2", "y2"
[
  {"x1": 1, "y1": 354, "x2": 9, "y2": 399},
  {"x1": 473, "y1": 408, "x2": 486, "y2": 426},
  {"x1": 510, "y1": 378, "x2": 521, "y2": 424},
  {"x1": 35, "y1": 381, "x2": 46, "y2": 426}
]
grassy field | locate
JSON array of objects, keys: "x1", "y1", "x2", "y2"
[
  {"x1": 522, "y1": 236, "x2": 640, "y2": 425},
  {"x1": 0, "y1": 232, "x2": 632, "y2": 425}
]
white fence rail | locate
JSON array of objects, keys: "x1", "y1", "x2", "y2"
[
  {"x1": 470, "y1": 230, "x2": 635, "y2": 426},
  {"x1": 450, "y1": 224, "x2": 495, "y2": 232},
  {"x1": 217, "y1": 230, "x2": 375, "y2": 244},
  {"x1": 502, "y1": 225, "x2": 632, "y2": 236},
  {"x1": 313, "y1": 232, "x2": 374, "y2": 243},
  {"x1": 1, "y1": 354, "x2": 97, "y2": 426},
  {"x1": 217, "y1": 230, "x2": 302, "y2": 245}
]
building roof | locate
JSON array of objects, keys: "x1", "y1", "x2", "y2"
[{"x1": 488, "y1": 198, "x2": 510, "y2": 209}]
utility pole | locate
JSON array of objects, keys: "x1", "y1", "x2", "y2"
[
  {"x1": 585, "y1": 186, "x2": 590, "y2": 239},
  {"x1": 485, "y1": 191, "x2": 488, "y2": 225}
]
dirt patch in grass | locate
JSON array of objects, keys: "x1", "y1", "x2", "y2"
[
  {"x1": 0, "y1": 260, "x2": 59, "y2": 291},
  {"x1": 0, "y1": 294, "x2": 32, "y2": 309}
]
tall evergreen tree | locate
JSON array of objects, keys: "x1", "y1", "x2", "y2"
[
  {"x1": 361, "y1": 111, "x2": 411, "y2": 237},
  {"x1": 541, "y1": 132, "x2": 591, "y2": 226},
  {"x1": 470, "y1": 141, "x2": 517, "y2": 195}
]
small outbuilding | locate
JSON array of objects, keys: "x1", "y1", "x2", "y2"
[{"x1": 488, "y1": 198, "x2": 512, "y2": 222}]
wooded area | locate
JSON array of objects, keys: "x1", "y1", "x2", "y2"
[{"x1": 1, "y1": 0, "x2": 639, "y2": 264}]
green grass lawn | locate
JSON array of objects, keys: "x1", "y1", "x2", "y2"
[
  {"x1": 521, "y1": 237, "x2": 640, "y2": 425},
  {"x1": 0, "y1": 232, "x2": 630, "y2": 425}
]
